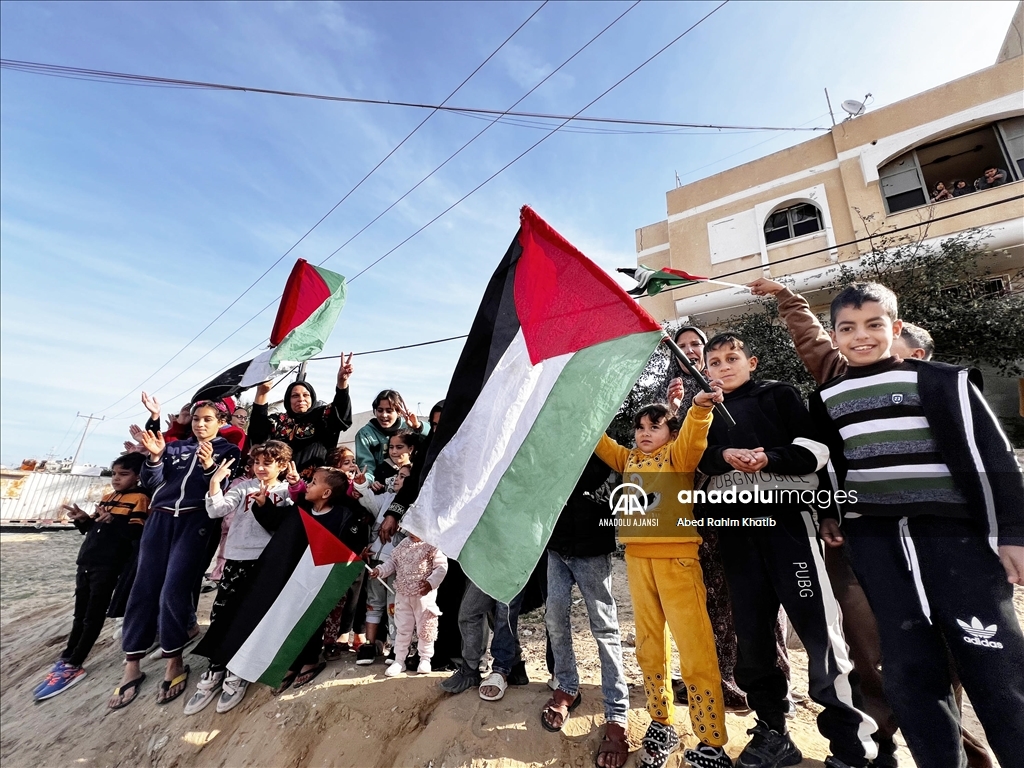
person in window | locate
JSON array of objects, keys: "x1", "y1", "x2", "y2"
[
  {"x1": 930, "y1": 182, "x2": 953, "y2": 202},
  {"x1": 974, "y1": 166, "x2": 1007, "y2": 190},
  {"x1": 950, "y1": 179, "x2": 972, "y2": 197}
]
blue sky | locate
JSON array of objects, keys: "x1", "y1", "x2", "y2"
[{"x1": 1, "y1": 0, "x2": 1017, "y2": 467}]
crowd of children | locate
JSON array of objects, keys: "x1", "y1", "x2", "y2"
[{"x1": 32, "y1": 280, "x2": 1024, "y2": 768}]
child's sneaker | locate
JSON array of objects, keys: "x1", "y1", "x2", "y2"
[
  {"x1": 384, "y1": 661, "x2": 404, "y2": 678},
  {"x1": 356, "y1": 641, "x2": 381, "y2": 666},
  {"x1": 33, "y1": 663, "x2": 86, "y2": 701},
  {"x1": 684, "y1": 744, "x2": 734, "y2": 768},
  {"x1": 416, "y1": 659, "x2": 432, "y2": 674},
  {"x1": 183, "y1": 669, "x2": 225, "y2": 715},
  {"x1": 637, "y1": 721, "x2": 680, "y2": 768},
  {"x1": 736, "y1": 720, "x2": 802, "y2": 768},
  {"x1": 215, "y1": 674, "x2": 249, "y2": 713}
]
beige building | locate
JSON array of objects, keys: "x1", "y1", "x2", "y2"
[{"x1": 634, "y1": 11, "x2": 1024, "y2": 331}]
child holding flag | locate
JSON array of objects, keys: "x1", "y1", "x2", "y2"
[
  {"x1": 595, "y1": 389, "x2": 731, "y2": 768},
  {"x1": 184, "y1": 440, "x2": 299, "y2": 715}
]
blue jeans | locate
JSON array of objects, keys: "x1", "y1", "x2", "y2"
[
  {"x1": 458, "y1": 581, "x2": 524, "y2": 676},
  {"x1": 545, "y1": 551, "x2": 629, "y2": 725}
]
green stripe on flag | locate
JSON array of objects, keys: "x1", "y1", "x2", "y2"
[
  {"x1": 270, "y1": 276, "x2": 347, "y2": 367},
  {"x1": 257, "y1": 559, "x2": 363, "y2": 687},
  {"x1": 458, "y1": 331, "x2": 662, "y2": 603}
]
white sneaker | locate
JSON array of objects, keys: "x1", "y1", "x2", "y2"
[
  {"x1": 215, "y1": 674, "x2": 249, "y2": 713},
  {"x1": 183, "y1": 669, "x2": 225, "y2": 716},
  {"x1": 416, "y1": 659, "x2": 432, "y2": 674},
  {"x1": 384, "y1": 661, "x2": 404, "y2": 678}
]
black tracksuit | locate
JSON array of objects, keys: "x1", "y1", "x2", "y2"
[
  {"x1": 810, "y1": 359, "x2": 1024, "y2": 768},
  {"x1": 698, "y1": 380, "x2": 877, "y2": 766}
]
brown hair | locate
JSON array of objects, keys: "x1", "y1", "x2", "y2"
[
  {"x1": 249, "y1": 440, "x2": 292, "y2": 465},
  {"x1": 327, "y1": 445, "x2": 356, "y2": 468}
]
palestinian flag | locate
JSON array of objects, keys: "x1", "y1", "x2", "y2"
[
  {"x1": 195, "y1": 507, "x2": 363, "y2": 687},
  {"x1": 192, "y1": 259, "x2": 347, "y2": 401},
  {"x1": 401, "y1": 206, "x2": 663, "y2": 603},
  {"x1": 617, "y1": 265, "x2": 708, "y2": 296}
]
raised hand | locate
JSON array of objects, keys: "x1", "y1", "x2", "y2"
[
  {"x1": 141, "y1": 391, "x2": 161, "y2": 419},
  {"x1": 253, "y1": 478, "x2": 270, "y2": 506},
  {"x1": 399, "y1": 404, "x2": 420, "y2": 430},
  {"x1": 338, "y1": 352, "x2": 354, "y2": 389},
  {"x1": 137, "y1": 429, "x2": 165, "y2": 460},
  {"x1": 211, "y1": 457, "x2": 235, "y2": 486},
  {"x1": 693, "y1": 380, "x2": 725, "y2": 409},
  {"x1": 747, "y1": 277, "x2": 785, "y2": 297},
  {"x1": 667, "y1": 378, "x2": 685, "y2": 412},
  {"x1": 197, "y1": 441, "x2": 214, "y2": 470},
  {"x1": 285, "y1": 461, "x2": 301, "y2": 486},
  {"x1": 62, "y1": 503, "x2": 88, "y2": 522},
  {"x1": 353, "y1": 465, "x2": 368, "y2": 486},
  {"x1": 254, "y1": 379, "x2": 274, "y2": 405}
]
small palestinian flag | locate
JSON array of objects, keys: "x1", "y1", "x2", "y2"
[
  {"x1": 617, "y1": 265, "x2": 710, "y2": 296},
  {"x1": 193, "y1": 259, "x2": 347, "y2": 401},
  {"x1": 224, "y1": 509, "x2": 363, "y2": 687},
  {"x1": 401, "y1": 206, "x2": 664, "y2": 603}
]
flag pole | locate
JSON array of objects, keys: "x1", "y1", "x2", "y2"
[{"x1": 661, "y1": 334, "x2": 736, "y2": 428}]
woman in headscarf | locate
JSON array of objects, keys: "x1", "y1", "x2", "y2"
[{"x1": 247, "y1": 354, "x2": 354, "y2": 477}]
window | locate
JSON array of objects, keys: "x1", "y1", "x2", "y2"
[
  {"x1": 878, "y1": 118, "x2": 1023, "y2": 213},
  {"x1": 763, "y1": 203, "x2": 823, "y2": 244}
]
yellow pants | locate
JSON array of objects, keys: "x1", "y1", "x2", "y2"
[{"x1": 625, "y1": 552, "x2": 727, "y2": 747}]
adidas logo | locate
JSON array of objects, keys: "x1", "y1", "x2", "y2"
[{"x1": 957, "y1": 616, "x2": 1004, "y2": 649}]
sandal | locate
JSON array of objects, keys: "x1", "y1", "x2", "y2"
[
  {"x1": 292, "y1": 661, "x2": 327, "y2": 689},
  {"x1": 478, "y1": 671, "x2": 508, "y2": 701},
  {"x1": 596, "y1": 722, "x2": 629, "y2": 768},
  {"x1": 541, "y1": 690, "x2": 582, "y2": 732},
  {"x1": 107, "y1": 673, "x2": 146, "y2": 711},
  {"x1": 272, "y1": 670, "x2": 297, "y2": 696},
  {"x1": 157, "y1": 665, "x2": 190, "y2": 705}
]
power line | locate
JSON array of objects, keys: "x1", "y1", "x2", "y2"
[
  {"x1": 346, "y1": 0, "x2": 732, "y2": 283},
  {"x1": 107, "y1": 0, "x2": 642, "y2": 414},
  {"x1": 663, "y1": 193, "x2": 1024, "y2": 289},
  {"x1": 91, "y1": 1, "x2": 549, "y2": 415},
  {"x1": 103, "y1": 0, "x2": 731, "y2": 421},
  {"x1": 0, "y1": 58, "x2": 823, "y2": 134},
  {"x1": 318, "y1": 0, "x2": 643, "y2": 270}
]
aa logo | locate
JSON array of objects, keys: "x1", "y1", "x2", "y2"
[{"x1": 609, "y1": 483, "x2": 648, "y2": 516}]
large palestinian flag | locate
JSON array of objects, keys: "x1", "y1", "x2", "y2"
[
  {"x1": 401, "y1": 206, "x2": 663, "y2": 603},
  {"x1": 193, "y1": 259, "x2": 347, "y2": 401},
  {"x1": 195, "y1": 507, "x2": 363, "y2": 687}
]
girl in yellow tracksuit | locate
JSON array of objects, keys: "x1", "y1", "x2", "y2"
[{"x1": 596, "y1": 394, "x2": 731, "y2": 768}]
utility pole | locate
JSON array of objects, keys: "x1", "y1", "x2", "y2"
[{"x1": 71, "y1": 413, "x2": 105, "y2": 471}]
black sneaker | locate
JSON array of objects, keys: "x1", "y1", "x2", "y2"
[
  {"x1": 736, "y1": 720, "x2": 802, "y2": 768},
  {"x1": 355, "y1": 642, "x2": 378, "y2": 666},
  {"x1": 684, "y1": 743, "x2": 734, "y2": 768},
  {"x1": 439, "y1": 667, "x2": 481, "y2": 694},
  {"x1": 638, "y1": 721, "x2": 680, "y2": 768}
]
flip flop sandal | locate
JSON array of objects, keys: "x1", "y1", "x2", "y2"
[
  {"x1": 292, "y1": 661, "x2": 327, "y2": 689},
  {"x1": 272, "y1": 670, "x2": 298, "y2": 696},
  {"x1": 541, "y1": 691, "x2": 582, "y2": 732},
  {"x1": 108, "y1": 673, "x2": 146, "y2": 711},
  {"x1": 478, "y1": 672, "x2": 508, "y2": 702},
  {"x1": 596, "y1": 723, "x2": 629, "y2": 768},
  {"x1": 157, "y1": 666, "x2": 190, "y2": 705}
]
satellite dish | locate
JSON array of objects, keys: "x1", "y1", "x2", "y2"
[{"x1": 841, "y1": 100, "x2": 866, "y2": 117}]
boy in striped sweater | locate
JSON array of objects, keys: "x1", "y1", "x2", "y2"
[{"x1": 808, "y1": 282, "x2": 1024, "y2": 768}]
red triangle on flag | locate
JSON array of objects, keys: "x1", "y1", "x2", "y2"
[
  {"x1": 299, "y1": 508, "x2": 361, "y2": 567},
  {"x1": 270, "y1": 259, "x2": 335, "y2": 346},
  {"x1": 513, "y1": 206, "x2": 662, "y2": 365}
]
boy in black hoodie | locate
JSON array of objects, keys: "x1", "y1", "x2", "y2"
[
  {"x1": 697, "y1": 333, "x2": 876, "y2": 768},
  {"x1": 33, "y1": 453, "x2": 150, "y2": 701}
]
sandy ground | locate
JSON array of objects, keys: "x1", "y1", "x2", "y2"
[{"x1": 0, "y1": 532, "x2": 1017, "y2": 768}]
